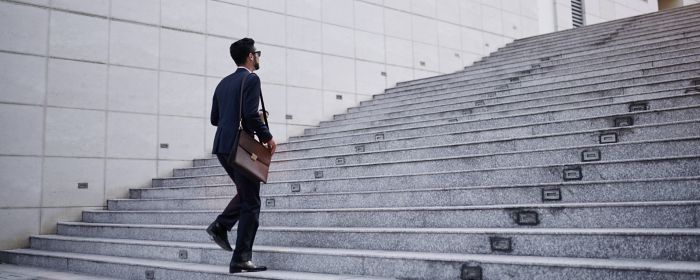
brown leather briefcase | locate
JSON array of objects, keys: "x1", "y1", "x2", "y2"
[{"x1": 227, "y1": 73, "x2": 272, "y2": 183}]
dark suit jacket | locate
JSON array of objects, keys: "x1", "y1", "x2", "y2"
[{"x1": 210, "y1": 68, "x2": 273, "y2": 155}]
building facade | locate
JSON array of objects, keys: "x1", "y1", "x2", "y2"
[{"x1": 0, "y1": 0, "x2": 689, "y2": 250}]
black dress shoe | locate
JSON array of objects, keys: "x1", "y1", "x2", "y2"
[
  {"x1": 230, "y1": 261, "x2": 267, "y2": 273},
  {"x1": 206, "y1": 221, "x2": 232, "y2": 251}
]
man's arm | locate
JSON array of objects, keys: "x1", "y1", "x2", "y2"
[
  {"x1": 242, "y1": 74, "x2": 273, "y2": 143},
  {"x1": 210, "y1": 94, "x2": 219, "y2": 126}
]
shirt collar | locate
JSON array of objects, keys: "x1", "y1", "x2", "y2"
[{"x1": 237, "y1": 66, "x2": 253, "y2": 73}]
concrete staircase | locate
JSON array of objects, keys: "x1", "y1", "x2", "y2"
[{"x1": 3, "y1": 4, "x2": 700, "y2": 280}]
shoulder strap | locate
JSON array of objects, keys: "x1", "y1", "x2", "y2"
[
  {"x1": 258, "y1": 75, "x2": 269, "y2": 126},
  {"x1": 237, "y1": 72, "x2": 250, "y2": 129},
  {"x1": 238, "y1": 72, "x2": 269, "y2": 128}
]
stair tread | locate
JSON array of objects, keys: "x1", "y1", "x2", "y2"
[
  {"x1": 176, "y1": 136, "x2": 700, "y2": 171},
  {"x1": 278, "y1": 104, "x2": 700, "y2": 149},
  {"x1": 194, "y1": 118, "x2": 699, "y2": 160},
  {"x1": 199, "y1": 118, "x2": 699, "y2": 159},
  {"x1": 85, "y1": 199, "x2": 700, "y2": 213},
  {"x1": 315, "y1": 87, "x2": 700, "y2": 130},
  {"x1": 367, "y1": 53, "x2": 700, "y2": 104},
  {"x1": 6, "y1": 246, "x2": 700, "y2": 274},
  {"x1": 0, "y1": 263, "x2": 122, "y2": 280},
  {"x1": 1, "y1": 248, "x2": 394, "y2": 280},
  {"x1": 134, "y1": 175, "x2": 700, "y2": 193},
  {"x1": 56, "y1": 222, "x2": 700, "y2": 236},
  {"x1": 120, "y1": 175, "x2": 700, "y2": 201},
  {"x1": 156, "y1": 154, "x2": 700, "y2": 182}
]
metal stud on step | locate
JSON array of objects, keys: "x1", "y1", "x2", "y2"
[
  {"x1": 542, "y1": 188, "x2": 562, "y2": 201},
  {"x1": 509, "y1": 77, "x2": 519, "y2": 82},
  {"x1": 614, "y1": 116, "x2": 634, "y2": 127},
  {"x1": 581, "y1": 149, "x2": 601, "y2": 162},
  {"x1": 145, "y1": 270, "x2": 155, "y2": 280},
  {"x1": 448, "y1": 118, "x2": 459, "y2": 123},
  {"x1": 335, "y1": 157, "x2": 346, "y2": 165},
  {"x1": 266, "y1": 198, "x2": 275, "y2": 207},
  {"x1": 375, "y1": 133, "x2": 385, "y2": 141},
  {"x1": 629, "y1": 102, "x2": 648, "y2": 112},
  {"x1": 599, "y1": 132, "x2": 619, "y2": 144},
  {"x1": 474, "y1": 100, "x2": 485, "y2": 106},
  {"x1": 178, "y1": 250, "x2": 188, "y2": 260},
  {"x1": 290, "y1": 183, "x2": 301, "y2": 192},
  {"x1": 687, "y1": 78, "x2": 700, "y2": 93},
  {"x1": 460, "y1": 264, "x2": 483, "y2": 280},
  {"x1": 515, "y1": 211, "x2": 539, "y2": 225},
  {"x1": 489, "y1": 237, "x2": 513, "y2": 252},
  {"x1": 563, "y1": 166, "x2": 583, "y2": 181},
  {"x1": 355, "y1": 145, "x2": 365, "y2": 153},
  {"x1": 314, "y1": 171, "x2": 324, "y2": 179}
]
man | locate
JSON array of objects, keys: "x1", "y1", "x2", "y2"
[{"x1": 207, "y1": 37, "x2": 277, "y2": 273}]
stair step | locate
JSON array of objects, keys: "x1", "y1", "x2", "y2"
[
  {"x1": 5, "y1": 246, "x2": 700, "y2": 280},
  {"x1": 382, "y1": 38, "x2": 700, "y2": 102},
  {"x1": 397, "y1": 14, "x2": 697, "y2": 92},
  {"x1": 373, "y1": 37, "x2": 700, "y2": 114},
  {"x1": 344, "y1": 63, "x2": 700, "y2": 119},
  {"x1": 375, "y1": 47, "x2": 700, "y2": 107},
  {"x1": 0, "y1": 248, "x2": 392, "y2": 280},
  {"x1": 121, "y1": 176, "x2": 700, "y2": 210},
  {"x1": 0, "y1": 263, "x2": 121, "y2": 280},
  {"x1": 503, "y1": 4, "x2": 699, "y2": 48},
  {"x1": 157, "y1": 155, "x2": 700, "y2": 195},
  {"x1": 194, "y1": 119, "x2": 697, "y2": 165},
  {"x1": 83, "y1": 200, "x2": 700, "y2": 229},
  {"x1": 279, "y1": 104, "x2": 699, "y2": 152},
  {"x1": 466, "y1": 14, "x2": 700, "y2": 75},
  {"x1": 296, "y1": 90, "x2": 698, "y2": 140},
  {"x1": 489, "y1": 13, "x2": 700, "y2": 59},
  {"x1": 361, "y1": 55, "x2": 700, "y2": 118},
  {"x1": 175, "y1": 138, "x2": 700, "y2": 183},
  {"x1": 394, "y1": 12, "x2": 700, "y2": 90},
  {"x1": 483, "y1": 18, "x2": 700, "y2": 66},
  {"x1": 27, "y1": 230, "x2": 700, "y2": 265},
  {"x1": 327, "y1": 50, "x2": 700, "y2": 129},
  {"x1": 132, "y1": 174, "x2": 700, "y2": 205}
]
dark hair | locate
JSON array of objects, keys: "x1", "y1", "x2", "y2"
[{"x1": 230, "y1": 38, "x2": 255, "y2": 66}]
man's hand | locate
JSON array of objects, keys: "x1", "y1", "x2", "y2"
[{"x1": 265, "y1": 138, "x2": 277, "y2": 155}]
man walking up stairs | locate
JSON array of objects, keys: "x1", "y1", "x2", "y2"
[{"x1": 2, "y1": 4, "x2": 700, "y2": 280}]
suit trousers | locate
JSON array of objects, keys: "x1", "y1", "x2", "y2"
[{"x1": 215, "y1": 153, "x2": 261, "y2": 263}]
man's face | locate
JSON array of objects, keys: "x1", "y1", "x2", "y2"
[{"x1": 252, "y1": 49, "x2": 260, "y2": 70}]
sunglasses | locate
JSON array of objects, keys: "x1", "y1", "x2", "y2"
[{"x1": 252, "y1": 50, "x2": 261, "y2": 57}]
